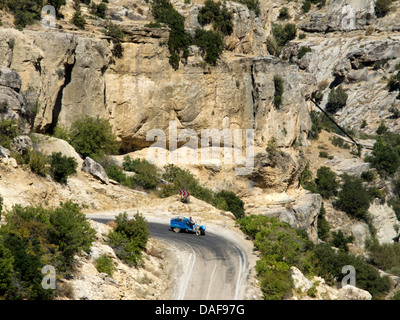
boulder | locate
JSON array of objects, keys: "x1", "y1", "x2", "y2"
[
  {"x1": 337, "y1": 285, "x2": 372, "y2": 300},
  {"x1": 82, "y1": 157, "x2": 109, "y2": 185},
  {"x1": 0, "y1": 146, "x2": 10, "y2": 159},
  {"x1": 32, "y1": 133, "x2": 83, "y2": 168},
  {"x1": 11, "y1": 135, "x2": 32, "y2": 155}
]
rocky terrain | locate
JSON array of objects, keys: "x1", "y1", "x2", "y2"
[{"x1": 2, "y1": 0, "x2": 400, "y2": 300}]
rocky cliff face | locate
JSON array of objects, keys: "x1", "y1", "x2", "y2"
[{"x1": 3, "y1": 0, "x2": 400, "y2": 301}]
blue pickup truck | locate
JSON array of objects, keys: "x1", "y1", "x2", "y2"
[{"x1": 170, "y1": 216, "x2": 206, "y2": 236}]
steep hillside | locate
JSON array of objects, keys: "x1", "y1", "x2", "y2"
[{"x1": 2, "y1": 0, "x2": 400, "y2": 300}]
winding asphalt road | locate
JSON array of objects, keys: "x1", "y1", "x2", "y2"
[{"x1": 90, "y1": 215, "x2": 251, "y2": 300}]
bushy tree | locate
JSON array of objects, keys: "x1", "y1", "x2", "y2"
[
  {"x1": 273, "y1": 75, "x2": 284, "y2": 108},
  {"x1": 49, "y1": 152, "x2": 77, "y2": 184},
  {"x1": 47, "y1": 0, "x2": 66, "y2": 17},
  {"x1": 151, "y1": 0, "x2": 193, "y2": 69},
  {"x1": 334, "y1": 173, "x2": 371, "y2": 222},
  {"x1": 213, "y1": 190, "x2": 245, "y2": 219},
  {"x1": 375, "y1": 0, "x2": 392, "y2": 18},
  {"x1": 0, "y1": 202, "x2": 95, "y2": 299},
  {"x1": 194, "y1": 28, "x2": 224, "y2": 66},
  {"x1": 0, "y1": 243, "x2": 15, "y2": 298},
  {"x1": 313, "y1": 243, "x2": 391, "y2": 299},
  {"x1": 198, "y1": 0, "x2": 233, "y2": 36},
  {"x1": 69, "y1": 116, "x2": 118, "y2": 159},
  {"x1": 3, "y1": 0, "x2": 43, "y2": 28},
  {"x1": 71, "y1": 8, "x2": 86, "y2": 29},
  {"x1": 365, "y1": 137, "x2": 400, "y2": 176},
  {"x1": 326, "y1": 85, "x2": 348, "y2": 114},
  {"x1": 317, "y1": 203, "x2": 330, "y2": 241},
  {"x1": 123, "y1": 157, "x2": 160, "y2": 190},
  {"x1": 107, "y1": 212, "x2": 150, "y2": 267},
  {"x1": 237, "y1": 215, "x2": 315, "y2": 299},
  {"x1": 48, "y1": 201, "x2": 96, "y2": 269},
  {"x1": 272, "y1": 23, "x2": 297, "y2": 47},
  {"x1": 315, "y1": 166, "x2": 339, "y2": 199},
  {"x1": 0, "y1": 118, "x2": 20, "y2": 149},
  {"x1": 103, "y1": 22, "x2": 125, "y2": 58}
]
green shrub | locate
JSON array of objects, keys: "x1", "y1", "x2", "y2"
[
  {"x1": 313, "y1": 243, "x2": 391, "y2": 298},
  {"x1": 0, "y1": 118, "x2": 20, "y2": 149},
  {"x1": 318, "y1": 151, "x2": 333, "y2": 159},
  {"x1": 69, "y1": 117, "x2": 119, "y2": 159},
  {"x1": 28, "y1": 150, "x2": 48, "y2": 177},
  {"x1": 330, "y1": 230, "x2": 354, "y2": 252},
  {"x1": 272, "y1": 23, "x2": 297, "y2": 47},
  {"x1": 278, "y1": 7, "x2": 290, "y2": 20},
  {"x1": 376, "y1": 121, "x2": 388, "y2": 135},
  {"x1": 361, "y1": 170, "x2": 375, "y2": 182},
  {"x1": 49, "y1": 152, "x2": 77, "y2": 184},
  {"x1": 107, "y1": 212, "x2": 149, "y2": 267},
  {"x1": 234, "y1": 0, "x2": 260, "y2": 15},
  {"x1": 326, "y1": 85, "x2": 348, "y2": 114},
  {"x1": 122, "y1": 156, "x2": 160, "y2": 190},
  {"x1": 317, "y1": 203, "x2": 330, "y2": 241},
  {"x1": 273, "y1": 75, "x2": 284, "y2": 108},
  {"x1": 160, "y1": 164, "x2": 212, "y2": 200},
  {"x1": 3, "y1": 0, "x2": 43, "y2": 28},
  {"x1": 257, "y1": 268, "x2": 293, "y2": 300},
  {"x1": 302, "y1": 0, "x2": 311, "y2": 13},
  {"x1": 387, "y1": 71, "x2": 400, "y2": 92},
  {"x1": 365, "y1": 137, "x2": 400, "y2": 176},
  {"x1": 52, "y1": 125, "x2": 70, "y2": 141},
  {"x1": 375, "y1": 0, "x2": 392, "y2": 18},
  {"x1": 194, "y1": 28, "x2": 224, "y2": 66},
  {"x1": 237, "y1": 215, "x2": 315, "y2": 299},
  {"x1": 71, "y1": 9, "x2": 86, "y2": 29},
  {"x1": 0, "y1": 202, "x2": 95, "y2": 299},
  {"x1": 334, "y1": 173, "x2": 371, "y2": 222},
  {"x1": 213, "y1": 190, "x2": 245, "y2": 219},
  {"x1": 161, "y1": 164, "x2": 244, "y2": 216},
  {"x1": 331, "y1": 136, "x2": 350, "y2": 149},
  {"x1": 391, "y1": 291, "x2": 400, "y2": 300},
  {"x1": 0, "y1": 242, "x2": 15, "y2": 298},
  {"x1": 198, "y1": 0, "x2": 233, "y2": 36},
  {"x1": 103, "y1": 22, "x2": 125, "y2": 58},
  {"x1": 151, "y1": 0, "x2": 193, "y2": 69},
  {"x1": 315, "y1": 166, "x2": 339, "y2": 199},
  {"x1": 105, "y1": 164, "x2": 127, "y2": 184},
  {"x1": 297, "y1": 46, "x2": 311, "y2": 59},
  {"x1": 95, "y1": 254, "x2": 115, "y2": 276},
  {"x1": 48, "y1": 201, "x2": 96, "y2": 269},
  {"x1": 91, "y1": 2, "x2": 107, "y2": 18},
  {"x1": 367, "y1": 239, "x2": 400, "y2": 271},
  {"x1": 145, "y1": 22, "x2": 162, "y2": 28}
]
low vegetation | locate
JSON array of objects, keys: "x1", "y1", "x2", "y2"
[
  {"x1": 150, "y1": 0, "x2": 193, "y2": 69},
  {"x1": 326, "y1": 85, "x2": 348, "y2": 114},
  {"x1": 273, "y1": 75, "x2": 284, "y2": 108},
  {"x1": 375, "y1": 0, "x2": 392, "y2": 18},
  {"x1": 0, "y1": 202, "x2": 96, "y2": 299},
  {"x1": 237, "y1": 215, "x2": 391, "y2": 300},
  {"x1": 66, "y1": 116, "x2": 119, "y2": 160},
  {"x1": 107, "y1": 212, "x2": 150, "y2": 267}
]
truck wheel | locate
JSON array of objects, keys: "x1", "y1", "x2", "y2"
[{"x1": 173, "y1": 227, "x2": 180, "y2": 233}]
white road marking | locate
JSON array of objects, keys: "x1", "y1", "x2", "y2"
[
  {"x1": 206, "y1": 261, "x2": 219, "y2": 300},
  {"x1": 233, "y1": 244, "x2": 244, "y2": 300},
  {"x1": 178, "y1": 242, "x2": 196, "y2": 300}
]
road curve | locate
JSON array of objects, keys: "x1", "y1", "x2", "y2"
[{"x1": 90, "y1": 215, "x2": 251, "y2": 300}]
